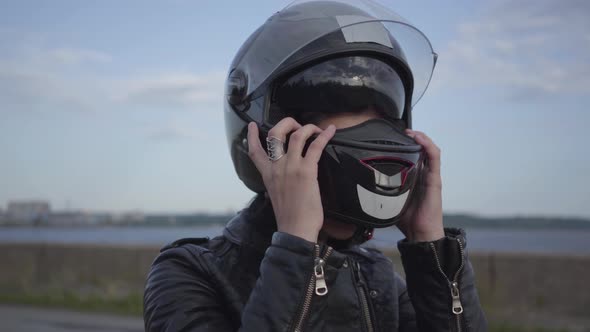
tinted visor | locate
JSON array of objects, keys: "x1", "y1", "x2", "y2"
[
  {"x1": 270, "y1": 56, "x2": 405, "y2": 124},
  {"x1": 232, "y1": 0, "x2": 437, "y2": 107}
]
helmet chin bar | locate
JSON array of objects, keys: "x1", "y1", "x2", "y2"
[{"x1": 317, "y1": 118, "x2": 424, "y2": 229}]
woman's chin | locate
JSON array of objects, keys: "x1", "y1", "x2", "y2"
[{"x1": 320, "y1": 217, "x2": 357, "y2": 240}]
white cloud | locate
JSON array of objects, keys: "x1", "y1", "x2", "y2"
[
  {"x1": 432, "y1": 0, "x2": 590, "y2": 99},
  {"x1": 112, "y1": 72, "x2": 225, "y2": 108},
  {"x1": 0, "y1": 39, "x2": 226, "y2": 114},
  {"x1": 0, "y1": 61, "x2": 99, "y2": 113},
  {"x1": 0, "y1": 43, "x2": 114, "y2": 113},
  {"x1": 48, "y1": 47, "x2": 112, "y2": 65},
  {"x1": 0, "y1": 39, "x2": 227, "y2": 144},
  {"x1": 146, "y1": 121, "x2": 209, "y2": 142}
]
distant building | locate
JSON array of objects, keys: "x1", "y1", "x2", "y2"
[
  {"x1": 111, "y1": 211, "x2": 145, "y2": 225},
  {"x1": 48, "y1": 211, "x2": 86, "y2": 226},
  {"x1": 83, "y1": 213, "x2": 111, "y2": 225},
  {"x1": 6, "y1": 201, "x2": 51, "y2": 225}
]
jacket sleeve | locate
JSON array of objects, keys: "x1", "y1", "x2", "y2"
[
  {"x1": 397, "y1": 228, "x2": 488, "y2": 332},
  {"x1": 143, "y1": 232, "x2": 319, "y2": 332}
]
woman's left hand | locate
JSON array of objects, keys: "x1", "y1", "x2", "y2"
[{"x1": 396, "y1": 129, "x2": 445, "y2": 242}]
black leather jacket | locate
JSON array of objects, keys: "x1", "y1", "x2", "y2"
[{"x1": 144, "y1": 196, "x2": 487, "y2": 331}]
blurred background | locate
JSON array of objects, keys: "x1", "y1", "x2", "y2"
[{"x1": 0, "y1": 0, "x2": 589, "y2": 331}]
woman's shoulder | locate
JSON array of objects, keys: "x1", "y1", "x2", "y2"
[
  {"x1": 147, "y1": 238, "x2": 213, "y2": 280},
  {"x1": 153, "y1": 235, "x2": 233, "y2": 268}
]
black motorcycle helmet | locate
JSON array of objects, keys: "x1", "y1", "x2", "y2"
[{"x1": 224, "y1": 0, "x2": 437, "y2": 232}]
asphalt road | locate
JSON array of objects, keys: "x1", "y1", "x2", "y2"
[{"x1": 0, "y1": 305, "x2": 143, "y2": 332}]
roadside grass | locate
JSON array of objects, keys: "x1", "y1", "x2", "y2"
[
  {"x1": 0, "y1": 291, "x2": 143, "y2": 316},
  {"x1": 0, "y1": 292, "x2": 578, "y2": 332},
  {"x1": 489, "y1": 323, "x2": 570, "y2": 332}
]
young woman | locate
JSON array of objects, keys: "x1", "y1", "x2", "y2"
[{"x1": 144, "y1": 1, "x2": 487, "y2": 331}]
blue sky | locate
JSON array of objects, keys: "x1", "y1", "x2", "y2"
[{"x1": 0, "y1": 0, "x2": 588, "y2": 217}]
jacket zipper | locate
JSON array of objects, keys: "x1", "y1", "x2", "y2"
[
  {"x1": 352, "y1": 259, "x2": 374, "y2": 332},
  {"x1": 292, "y1": 244, "x2": 333, "y2": 332},
  {"x1": 430, "y1": 238, "x2": 466, "y2": 332}
]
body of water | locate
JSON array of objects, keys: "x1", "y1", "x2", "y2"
[{"x1": 0, "y1": 226, "x2": 589, "y2": 254}]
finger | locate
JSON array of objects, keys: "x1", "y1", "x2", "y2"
[
  {"x1": 247, "y1": 122, "x2": 269, "y2": 172},
  {"x1": 305, "y1": 124, "x2": 336, "y2": 164},
  {"x1": 287, "y1": 124, "x2": 323, "y2": 159},
  {"x1": 268, "y1": 117, "x2": 302, "y2": 141},
  {"x1": 407, "y1": 130, "x2": 441, "y2": 174}
]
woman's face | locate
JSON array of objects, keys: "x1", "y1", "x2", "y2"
[
  {"x1": 313, "y1": 108, "x2": 381, "y2": 130},
  {"x1": 314, "y1": 108, "x2": 382, "y2": 241}
]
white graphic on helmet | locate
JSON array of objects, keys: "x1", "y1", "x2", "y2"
[{"x1": 357, "y1": 185, "x2": 409, "y2": 219}]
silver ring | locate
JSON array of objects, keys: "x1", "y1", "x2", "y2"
[{"x1": 266, "y1": 136, "x2": 285, "y2": 161}]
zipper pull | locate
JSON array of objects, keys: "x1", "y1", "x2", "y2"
[
  {"x1": 354, "y1": 261, "x2": 364, "y2": 284},
  {"x1": 314, "y1": 258, "x2": 328, "y2": 296},
  {"x1": 451, "y1": 282, "x2": 463, "y2": 314}
]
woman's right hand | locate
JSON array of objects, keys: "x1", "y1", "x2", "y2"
[{"x1": 247, "y1": 117, "x2": 336, "y2": 243}]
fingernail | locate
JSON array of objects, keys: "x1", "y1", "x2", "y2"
[{"x1": 328, "y1": 124, "x2": 336, "y2": 131}]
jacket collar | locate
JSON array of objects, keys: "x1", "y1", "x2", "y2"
[
  {"x1": 223, "y1": 194, "x2": 277, "y2": 254},
  {"x1": 222, "y1": 194, "x2": 377, "y2": 263}
]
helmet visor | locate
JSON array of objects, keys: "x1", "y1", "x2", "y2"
[
  {"x1": 270, "y1": 56, "x2": 406, "y2": 124},
  {"x1": 233, "y1": 0, "x2": 436, "y2": 107}
]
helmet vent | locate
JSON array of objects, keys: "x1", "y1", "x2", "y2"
[
  {"x1": 363, "y1": 140, "x2": 403, "y2": 146},
  {"x1": 364, "y1": 160, "x2": 406, "y2": 177}
]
